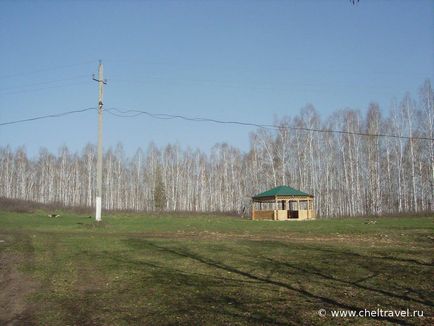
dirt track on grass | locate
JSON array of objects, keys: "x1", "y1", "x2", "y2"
[{"x1": 0, "y1": 243, "x2": 37, "y2": 325}]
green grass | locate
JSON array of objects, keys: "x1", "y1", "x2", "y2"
[{"x1": 0, "y1": 211, "x2": 433, "y2": 325}]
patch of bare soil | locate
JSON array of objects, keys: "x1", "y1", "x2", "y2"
[
  {"x1": 0, "y1": 250, "x2": 38, "y2": 325},
  {"x1": 135, "y1": 230, "x2": 397, "y2": 245}
]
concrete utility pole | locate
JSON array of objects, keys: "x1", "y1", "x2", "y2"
[{"x1": 93, "y1": 61, "x2": 106, "y2": 222}]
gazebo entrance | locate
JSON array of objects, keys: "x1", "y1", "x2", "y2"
[{"x1": 252, "y1": 186, "x2": 315, "y2": 221}]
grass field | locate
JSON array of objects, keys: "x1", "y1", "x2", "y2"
[{"x1": 0, "y1": 210, "x2": 433, "y2": 325}]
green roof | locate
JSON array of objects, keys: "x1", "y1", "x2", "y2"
[{"x1": 253, "y1": 185, "x2": 311, "y2": 199}]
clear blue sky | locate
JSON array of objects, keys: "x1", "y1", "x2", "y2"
[{"x1": 1, "y1": 0, "x2": 433, "y2": 156}]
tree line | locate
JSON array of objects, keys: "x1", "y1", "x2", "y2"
[{"x1": 1, "y1": 80, "x2": 433, "y2": 217}]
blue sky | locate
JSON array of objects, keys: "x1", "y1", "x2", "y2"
[{"x1": 1, "y1": 0, "x2": 433, "y2": 156}]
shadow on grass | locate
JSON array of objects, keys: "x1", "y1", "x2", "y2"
[
  {"x1": 85, "y1": 251, "x2": 295, "y2": 325},
  {"x1": 263, "y1": 257, "x2": 433, "y2": 307},
  {"x1": 119, "y1": 238, "x2": 426, "y2": 325},
  {"x1": 249, "y1": 241, "x2": 434, "y2": 307},
  {"x1": 34, "y1": 236, "x2": 432, "y2": 325},
  {"x1": 309, "y1": 244, "x2": 433, "y2": 267}
]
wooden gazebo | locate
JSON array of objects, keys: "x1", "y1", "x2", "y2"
[{"x1": 252, "y1": 185, "x2": 315, "y2": 220}]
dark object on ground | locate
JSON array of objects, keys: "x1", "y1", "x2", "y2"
[{"x1": 48, "y1": 214, "x2": 60, "y2": 218}]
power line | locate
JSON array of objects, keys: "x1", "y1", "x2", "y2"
[
  {"x1": 106, "y1": 107, "x2": 434, "y2": 141},
  {"x1": 0, "y1": 108, "x2": 97, "y2": 126},
  {"x1": 0, "y1": 82, "x2": 91, "y2": 96},
  {"x1": 0, "y1": 75, "x2": 89, "y2": 93},
  {"x1": 110, "y1": 76, "x2": 406, "y2": 94},
  {"x1": 0, "y1": 60, "x2": 96, "y2": 80},
  {"x1": 107, "y1": 58, "x2": 431, "y2": 78},
  {"x1": 0, "y1": 106, "x2": 432, "y2": 141}
]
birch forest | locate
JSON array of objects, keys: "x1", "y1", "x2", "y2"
[{"x1": 1, "y1": 80, "x2": 433, "y2": 217}]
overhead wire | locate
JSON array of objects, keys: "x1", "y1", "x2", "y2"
[
  {"x1": 0, "y1": 108, "x2": 97, "y2": 126},
  {"x1": 107, "y1": 58, "x2": 431, "y2": 77},
  {"x1": 0, "y1": 81, "x2": 91, "y2": 96},
  {"x1": 0, "y1": 106, "x2": 432, "y2": 141},
  {"x1": 2, "y1": 60, "x2": 431, "y2": 140},
  {"x1": 0, "y1": 75, "x2": 90, "y2": 93},
  {"x1": 110, "y1": 76, "x2": 402, "y2": 94},
  {"x1": 0, "y1": 60, "x2": 96, "y2": 80},
  {"x1": 106, "y1": 107, "x2": 434, "y2": 141}
]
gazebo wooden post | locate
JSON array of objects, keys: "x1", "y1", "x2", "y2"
[
  {"x1": 311, "y1": 199, "x2": 315, "y2": 218},
  {"x1": 285, "y1": 199, "x2": 289, "y2": 219},
  {"x1": 288, "y1": 199, "x2": 292, "y2": 218},
  {"x1": 252, "y1": 200, "x2": 256, "y2": 220},
  {"x1": 307, "y1": 199, "x2": 310, "y2": 219},
  {"x1": 273, "y1": 197, "x2": 277, "y2": 220}
]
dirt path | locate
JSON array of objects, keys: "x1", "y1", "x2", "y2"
[{"x1": 0, "y1": 240, "x2": 38, "y2": 325}]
